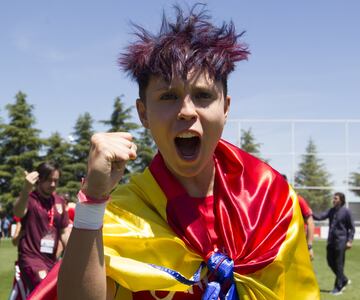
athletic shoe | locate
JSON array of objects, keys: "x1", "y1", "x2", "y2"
[
  {"x1": 330, "y1": 288, "x2": 342, "y2": 295},
  {"x1": 340, "y1": 279, "x2": 352, "y2": 292}
]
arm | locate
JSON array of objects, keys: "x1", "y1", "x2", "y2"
[
  {"x1": 11, "y1": 222, "x2": 22, "y2": 246},
  {"x1": 312, "y1": 209, "x2": 330, "y2": 221},
  {"x1": 58, "y1": 132, "x2": 137, "y2": 300},
  {"x1": 346, "y1": 209, "x2": 355, "y2": 249},
  {"x1": 60, "y1": 226, "x2": 71, "y2": 249},
  {"x1": 304, "y1": 215, "x2": 315, "y2": 260},
  {"x1": 13, "y1": 171, "x2": 39, "y2": 218}
]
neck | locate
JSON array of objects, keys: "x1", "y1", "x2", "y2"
[
  {"x1": 36, "y1": 188, "x2": 52, "y2": 200},
  {"x1": 174, "y1": 162, "x2": 215, "y2": 198}
]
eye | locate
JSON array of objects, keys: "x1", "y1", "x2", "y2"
[
  {"x1": 160, "y1": 92, "x2": 178, "y2": 101},
  {"x1": 194, "y1": 91, "x2": 213, "y2": 100}
]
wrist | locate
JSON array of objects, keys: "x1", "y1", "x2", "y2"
[
  {"x1": 308, "y1": 244, "x2": 313, "y2": 250},
  {"x1": 77, "y1": 189, "x2": 110, "y2": 204},
  {"x1": 80, "y1": 178, "x2": 110, "y2": 201},
  {"x1": 73, "y1": 201, "x2": 107, "y2": 230},
  {"x1": 22, "y1": 183, "x2": 33, "y2": 194}
]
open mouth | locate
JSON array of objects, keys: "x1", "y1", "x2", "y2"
[{"x1": 174, "y1": 132, "x2": 201, "y2": 160}]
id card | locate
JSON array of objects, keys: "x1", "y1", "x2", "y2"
[{"x1": 40, "y1": 233, "x2": 55, "y2": 254}]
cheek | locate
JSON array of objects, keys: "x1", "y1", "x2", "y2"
[{"x1": 205, "y1": 112, "x2": 226, "y2": 131}]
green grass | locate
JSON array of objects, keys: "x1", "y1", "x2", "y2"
[
  {"x1": 312, "y1": 239, "x2": 359, "y2": 299},
  {"x1": 0, "y1": 239, "x2": 18, "y2": 299},
  {"x1": 0, "y1": 239, "x2": 359, "y2": 299}
]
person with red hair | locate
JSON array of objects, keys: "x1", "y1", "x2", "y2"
[{"x1": 58, "y1": 4, "x2": 319, "y2": 300}]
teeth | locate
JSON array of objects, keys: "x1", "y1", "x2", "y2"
[{"x1": 177, "y1": 132, "x2": 198, "y2": 138}]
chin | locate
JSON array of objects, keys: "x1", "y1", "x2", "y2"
[
  {"x1": 44, "y1": 191, "x2": 54, "y2": 197},
  {"x1": 174, "y1": 163, "x2": 206, "y2": 178}
]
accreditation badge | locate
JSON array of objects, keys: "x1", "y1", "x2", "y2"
[{"x1": 40, "y1": 231, "x2": 56, "y2": 254}]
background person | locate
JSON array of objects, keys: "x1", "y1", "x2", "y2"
[
  {"x1": 2, "y1": 215, "x2": 11, "y2": 238},
  {"x1": 313, "y1": 192, "x2": 355, "y2": 295},
  {"x1": 298, "y1": 194, "x2": 315, "y2": 260},
  {"x1": 13, "y1": 162, "x2": 70, "y2": 295},
  {"x1": 282, "y1": 174, "x2": 315, "y2": 260}
]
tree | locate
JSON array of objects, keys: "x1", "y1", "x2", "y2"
[
  {"x1": 132, "y1": 128, "x2": 157, "y2": 174},
  {"x1": 295, "y1": 138, "x2": 333, "y2": 211},
  {"x1": 62, "y1": 112, "x2": 94, "y2": 198},
  {"x1": 100, "y1": 96, "x2": 140, "y2": 133},
  {"x1": 42, "y1": 132, "x2": 72, "y2": 196},
  {"x1": 349, "y1": 170, "x2": 360, "y2": 198},
  {"x1": 0, "y1": 114, "x2": 5, "y2": 212},
  {"x1": 0, "y1": 91, "x2": 42, "y2": 209},
  {"x1": 240, "y1": 128, "x2": 267, "y2": 162}
]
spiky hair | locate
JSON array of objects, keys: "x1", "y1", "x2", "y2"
[{"x1": 119, "y1": 3, "x2": 249, "y2": 98}]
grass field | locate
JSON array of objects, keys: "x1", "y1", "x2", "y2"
[
  {"x1": 0, "y1": 239, "x2": 359, "y2": 299},
  {"x1": 0, "y1": 239, "x2": 18, "y2": 299}
]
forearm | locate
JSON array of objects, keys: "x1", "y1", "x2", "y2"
[
  {"x1": 12, "y1": 232, "x2": 21, "y2": 246},
  {"x1": 306, "y1": 216, "x2": 315, "y2": 246},
  {"x1": 13, "y1": 186, "x2": 32, "y2": 217},
  {"x1": 58, "y1": 228, "x2": 107, "y2": 300},
  {"x1": 58, "y1": 132, "x2": 136, "y2": 299},
  {"x1": 312, "y1": 210, "x2": 329, "y2": 221},
  {"x1": 60, "y1": 226, "x2": 71, "y2": 248},
  {"x1": 348, "y1": 215, "x2": 355, "y2": 241}
]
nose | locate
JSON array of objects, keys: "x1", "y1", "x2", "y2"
[{"x1": 177, "y1": 96, "x2": 197, "y2": 121}]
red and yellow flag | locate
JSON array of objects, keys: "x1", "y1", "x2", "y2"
[{"x1": 103, "y1": 140, "x2": 320, "y2": 299}]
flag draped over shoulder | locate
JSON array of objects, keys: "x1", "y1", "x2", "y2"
[{"x1": 103, "y1": 140, "x2": 320, "y2": 299}]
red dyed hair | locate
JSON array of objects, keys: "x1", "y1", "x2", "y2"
[{"x1": 118, "y1": 3, "x2": 249, "y2": 99}]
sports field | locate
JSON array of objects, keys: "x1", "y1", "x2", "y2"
[{"x1": 0, "y1": 239, "x2": 358, "y2": 299}]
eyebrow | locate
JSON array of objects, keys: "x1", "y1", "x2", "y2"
[{"x1": 152, "y1": 77, "x2": 219, "y2": 92}]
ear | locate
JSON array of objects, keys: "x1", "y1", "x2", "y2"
[
  {"x1": 224, "y1": 95, "x2": 231, "y2": 120},
  {"x1": 136, "y1": 98, "x2": 149, "y2": 128}
]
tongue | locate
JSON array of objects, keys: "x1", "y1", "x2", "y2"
[{"x1": 175, "y1": 137, "x2": 199, "y2": 157}]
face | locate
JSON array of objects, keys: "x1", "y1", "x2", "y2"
[
  {"x1": 36, "y1": 170, "x2": 60, "y2": 198},
  {"x1": 332, "y1": 194, "x2": 341, "y2": 207},
  {"x1": 137, "y1": 70, "x2": 230, "y2": 180}
]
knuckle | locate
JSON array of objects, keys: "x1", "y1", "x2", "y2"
[{"x1": 91, "y1": 132, "x2": 105, "y2": 145}]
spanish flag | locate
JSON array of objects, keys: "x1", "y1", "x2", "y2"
[{"x1": 103, "y1": 139, "x2": 320, "y2": 299}]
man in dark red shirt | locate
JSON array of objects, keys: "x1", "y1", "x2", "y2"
[{"x1": 13, "y1": 162, "x2": 70, "y2": 294}]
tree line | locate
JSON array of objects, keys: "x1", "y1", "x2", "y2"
[
  {"x1": 0, "y1": 91, "x2": 156, "y2": 213},
  {"x1": 1, "y1": 91, "x2": 359, "y2": 214}
]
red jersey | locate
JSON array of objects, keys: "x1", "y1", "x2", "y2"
[
  {"x1": 298, "y1": 195, "x2": 312, "y2": 219},
  {"x1": 18, "y1": 191, "x2": 69, "y2": 270}
]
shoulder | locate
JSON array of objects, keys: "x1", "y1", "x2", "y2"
[
  {"x1": 110, "y1": 170, "x2": 162, "y2": 209},
  {"x1": 298, "y1": 195, "x2": 312, "y2": 215},
  {"x1": 52, "y1": 194, "x2": 68, "y2": 216},
  {"x1": 107, "y1": 169, "x2": 168, "y2": 222},
  {"x1": 217, "y1": 139, "x2": 281, "y2": 180},
  {"x1": 53, "y1": 193, "x2": 66, "y2": 205},
  {"x1": 343, "y1": 206, "x2": 352, "y2": 215}
]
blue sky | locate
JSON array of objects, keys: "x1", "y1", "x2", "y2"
[{"x1": 1, "y1": 1, "x2": 360, "y2": 199}]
